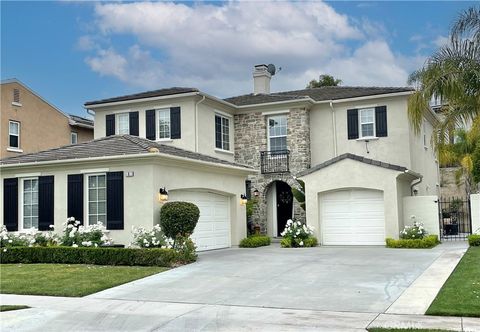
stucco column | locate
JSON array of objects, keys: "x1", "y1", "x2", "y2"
[
  {"x1": 304, "y1": 183, "x2": 321, "y2": 241},
  {"x1": 471, "y1": 194, "x2": 480, "y2": 234}
]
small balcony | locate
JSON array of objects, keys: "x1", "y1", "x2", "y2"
[{"x1": 260, "y1": 150, "x2": 290, "y2": 174}]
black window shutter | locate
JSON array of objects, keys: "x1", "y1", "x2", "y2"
[
  {"x1": 129, "y1": 111, "x2": 139, "y2": 136},
  {"x1": 145, "y1": 110, "x2": 156, "y2": 140},
  {"x1": 3, "y1": 178, "x2": 18, "y2": 231},
  {"x1": 170, "y1": 107, "x2": 181, "y2": 139},
  {"x1": 215, "y1": 115, "x2": 222, "y2": 149},
  {"x1": 106, "y1": 171, "x2": 124, "y2": 230},
  {"x1": 347, "y1": 109, "x2": 359, "y2": 140},
  {"x1": 375, "y1": 106, "x2": 388, "y2": 137},
  {"x1": 106, "y1": 114, "x2": 115, "y2": 136},
  {"x1": 245, "y1": 180, "x2": 252, "y2": 200},
  {"x1": 67, "y1": 174, "x2": 84, "y2": 225},
  {"x1": 38, "y1": 176, "x2": 54, "y2": 231}
]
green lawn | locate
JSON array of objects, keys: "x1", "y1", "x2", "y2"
[
  {"x1": 426, "y1": 246, "x2": 480, "y2": 317},
  {"x1": 0, "y1": 264, "x2": 167, "y2": 297},
  {"x1": 368, "y1": 329, "x2": 453, "y2": 332},
  {"x1": 0, "y1": 305, "x2": 30, "y2": 312}
]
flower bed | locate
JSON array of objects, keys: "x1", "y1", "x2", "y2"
[
  {"x1": 386, "y1": 235, "x2": 440, "y2": 249},
  {"x1": 280, "y1": 219, "x2": 318, "y2": 248},
  {"x1": 0, "y1": 246, "x2": 194, "y2": 267},
  {"x1": 239, "y1": 235, "x2": 271, "y2": 248}
]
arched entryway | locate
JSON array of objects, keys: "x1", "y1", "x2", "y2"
[{"x1": 266, "y1": 180, "x2": 294, "y2": 237}]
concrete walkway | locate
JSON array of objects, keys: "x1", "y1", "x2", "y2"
[{"x1": 1, "y1": 242, "x2": 477, "y2": 331}]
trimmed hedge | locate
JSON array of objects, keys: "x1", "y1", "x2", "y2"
[
  {"x1": 160, "y1": 201, "x2": 200, "y2": 239},
  {"x1": 0, "y1": 246, "x2": 196, "y2": 267},
  {"x1": 239, "y1": 235, "x2": 271, "y2": 248},
  {"x1": 468, "y1": 234, "x2": 480, "y2": 246},
  {"x1": 281, "y1": 236, "x2": 318, "y2": 248},
  {"x1": 386, "y1": 235, "x2": 439, "y2": 249}
]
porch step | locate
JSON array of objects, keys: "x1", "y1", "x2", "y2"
[{"x1": 270, "y1": 237, "x2": 283, "y2": 243}]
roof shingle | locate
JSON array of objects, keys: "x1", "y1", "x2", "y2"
[{"x1": 0, "y1": 135, "x2": 252, "y2": 170}]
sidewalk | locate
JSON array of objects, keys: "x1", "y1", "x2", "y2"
[{"x1": 1, "y1": 294, "x2": 479, "y2": 331}]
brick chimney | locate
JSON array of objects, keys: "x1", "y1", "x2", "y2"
[{"x1": 253, "y1": 64, "x2": 271, "y2": 95}]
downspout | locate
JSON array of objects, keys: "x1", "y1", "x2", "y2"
[
  {"x1": 195, "y1": 94, "x2": 206, "y2": 153},
  {"x1": 329, "y1": 101, "x2": 338, "y2": 157},
  {"x1": 409, "y1": 174, "x2": 423, "y2": 196}
]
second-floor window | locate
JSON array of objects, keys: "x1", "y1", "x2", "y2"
[
  {"x1": 215, "y1": 114, "x2": 230, "y2": 150},
  {"x1": 268, "y1": 115, "x2": 287, "y2": 151},
  {"x1": 117, "y1": 113, "x2": 130, "y2": 135},
  {"x1": 158, "y1": 109, "x2": 171, "y2": 139},
  {"x1": 359, "y1": 108, "x2": 375, "y2": 138},
  {"x1": 71, "y1": 132, "x2": 78, "y2": 144},
  {"x1": 9, "y1": 121, "x2": 20, "y2": 148}
]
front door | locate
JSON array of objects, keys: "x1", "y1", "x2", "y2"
[{"x1": 276, "y1": 181, "x2": 293, "y2": 236}]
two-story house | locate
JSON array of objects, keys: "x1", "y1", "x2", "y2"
[
  {"x1": 1, "y1": 79, "x2": 94, "y2": 159},
  {"x1": 0, "y1": 65, "x2": 439, "y2": 250}
]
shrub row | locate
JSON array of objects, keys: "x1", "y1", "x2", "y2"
[
  {"x1": 281, "y1": 236, "x2": 318, "y2": 248},
  {"x1": 468, "y1": 234, "x2": 480, "y2": 246},
  {"x1": 386, "y1": 235, "x2": 439, "y2": 249},
  {"x1": 0, "y1": 246, "x2": 196, "y2": 267},
  {"x1": 239, "y1": 235, "x2": 271, "y2": 248}
]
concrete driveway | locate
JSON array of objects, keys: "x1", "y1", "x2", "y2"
[{"x1": 90, "y1": 245, "x2": 442, "y2": 313}]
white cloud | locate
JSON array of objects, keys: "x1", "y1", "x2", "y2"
[
  {"x1": 80, "y1": 1, "x2": 416, "y2": 96},
  {"x1": 433, "y1": 35, "x2": 449, "y2": 47}
]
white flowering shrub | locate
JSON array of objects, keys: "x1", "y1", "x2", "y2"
[
  {"x1": 280, "y1": 219, "x2": 317, "y2": 248},
  {"x1": 400, "y1": 215, "x2": 428, "y2": 240},
  {"x1": 129, "y1": 224, "x2": 172, "y2": 248},
  {"x1": 0, "y1": 225, "x2": 58, "y2": 248},
  {"x1": 60, "y1": 217, "x2": 112, "y2": 247}
]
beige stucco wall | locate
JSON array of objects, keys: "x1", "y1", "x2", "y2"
[
  {"x1": 0, "y1": 156, "x2": 248, "y2": 246},
  {"x1": 403, "y1": 196, "x2": 440, "y2": 236},
  {"x1": 309, "y1": 95, "x2": 439, "y2": 197},
  {"x1": 300, "y1": 158, "x2": 415, "y2": 242},
  {"x1": 1, "y1": 82, "x2": 93, "y2": 159},
  {"x1": 91, "y1": 96, "x2": 235, "y2": 162}
]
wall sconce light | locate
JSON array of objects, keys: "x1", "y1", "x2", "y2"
[
  {"x1": 413, "y1": 189, "x2": 418, "y2": 196},
  {"x1": 253, "y1": 189, "x2": 260, "y2": 197},
  {"x1": 240, "y1": 194, "x2": 248, "y2": 206},
  {"x1": 158, "y1": 187, "x2": 169, "y2": 203}
]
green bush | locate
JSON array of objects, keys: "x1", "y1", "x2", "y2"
[
  {"x1": 160, "y1": 201, "x2": 200, "y2": 239},
  {"x1": 468, "y1": 234, "x2": 480, "y2": 246},
  {"x1": 280, "y1": 236, "x2": 318, "y2": 248},
  {"x1": 386, "y1": 235, "x2": 440, "y2": 249},
  {"x1": 173, "y1": 235, "x2": 197, "y2": 263},
  {"x1": 239, "y1": 235, "x2": 271, "y2": 248},
  {"x1": 0, "y1": 246, "x2": 196, "y2": 267}
]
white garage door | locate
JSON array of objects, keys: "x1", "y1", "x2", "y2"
[
  {"x1": 169, "y1": 191, "x2": 231, "y2": 251},
  {"x1": 320, "y1": 189, "x2": 385, "y2": 245}
]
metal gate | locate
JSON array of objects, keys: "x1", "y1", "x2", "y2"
[{"x1": 438, "y1": 196, "x2": 472, "y2": 240}]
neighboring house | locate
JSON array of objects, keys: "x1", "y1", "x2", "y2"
[
  {"x1": 1, "y1": 79, "x2": 93, "y2": 159},
  {"x1": 0, "y1": 65, "x2": 440, "y2": 249}
]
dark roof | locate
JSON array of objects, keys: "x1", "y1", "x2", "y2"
[
  {"x1": 297, "y1": 153, "x2": 419, "y2": 177},
  {"x1": 224, "y1": 86, "x2": 414, "y2": 106},
  {"x1": 0, "y1": 135, "x2": 252, "y2": 170},
  {"x1": 69, "y1": 114, "x2": 94, "y2": 128},
  {"x1": 84, "y1": 87, "x2": 199, "y2": 106}
]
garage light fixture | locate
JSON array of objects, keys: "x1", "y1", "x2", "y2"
[
  {"x1": 240, "y1": 194, "x2": 248, "y2": 206},
  {"x1": 158, "y1": 187, "x2": 169, "y2": 203},
  {"x1": 253, "y1": 189, "x2": 260, "y2": 197}
]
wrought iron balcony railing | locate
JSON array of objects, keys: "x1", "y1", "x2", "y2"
[{"x1": 260, "y1": 150, "x2": 290, "y2": 174}]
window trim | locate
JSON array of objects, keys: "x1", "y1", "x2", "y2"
[
  {"x1": 116, "y1": 112, "x2": 130, "y2": 135},
  {"x1": 85, "y1": 173, "x2": 107, "y2": 227},
  {"x1": 267, "y1": 114, "x2": 288, "y2": 152},
  {"x1": 215, "y1": 113, "x2": 231, "y2": 151},
  {"x1": 358, "y1": 108, "x2": 376, "y2": 139},
  {"x1": 8, "y1": 120, "x2": 20, "y2": 148},
  {"x1": 71, "y1": 132, "x2": 78, "y2": 144},
  {"x1": 19, "y1": 177, "x2": 39, "y2": 231},
  {"x1": 156, "y1": 108, "x2": 171, "y2": 141}
]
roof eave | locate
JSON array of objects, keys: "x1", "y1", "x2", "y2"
[
  {"x1": 84, "y1": 92, "x2": 200, "y2": 109},
  {"x1": 313, "y1": 90, "x2": 415, "y2": 105}
]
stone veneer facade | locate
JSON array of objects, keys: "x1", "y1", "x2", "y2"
[{"x1": 234, "y1": 108, "x2": 311, "y2": 234}]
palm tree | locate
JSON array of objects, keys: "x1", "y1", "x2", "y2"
[
  {"x1": 408, "y1": 6, "x2": 480, "y2": 142},
  {"x1": 439, "y1": 117, "x2": 480, "y2": 194}
]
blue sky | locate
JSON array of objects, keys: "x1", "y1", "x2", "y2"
[{"x1": 1, "y1": 1, "x2": 476, "y2": 117}]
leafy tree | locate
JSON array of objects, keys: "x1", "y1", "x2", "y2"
[
  {"x1": 307, "y1": 74, "x2": 342, "y2": 88},
  {"x1": 407, "y1": 6, "x2": 480, "y2": 143}
]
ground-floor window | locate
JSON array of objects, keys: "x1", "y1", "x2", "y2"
[
  {"x1": 22, "y1": 178, "x2": 39, "y2": 229},
  {"x1": 87, "y1": 174, "x2": 107, "y2": 225}
]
